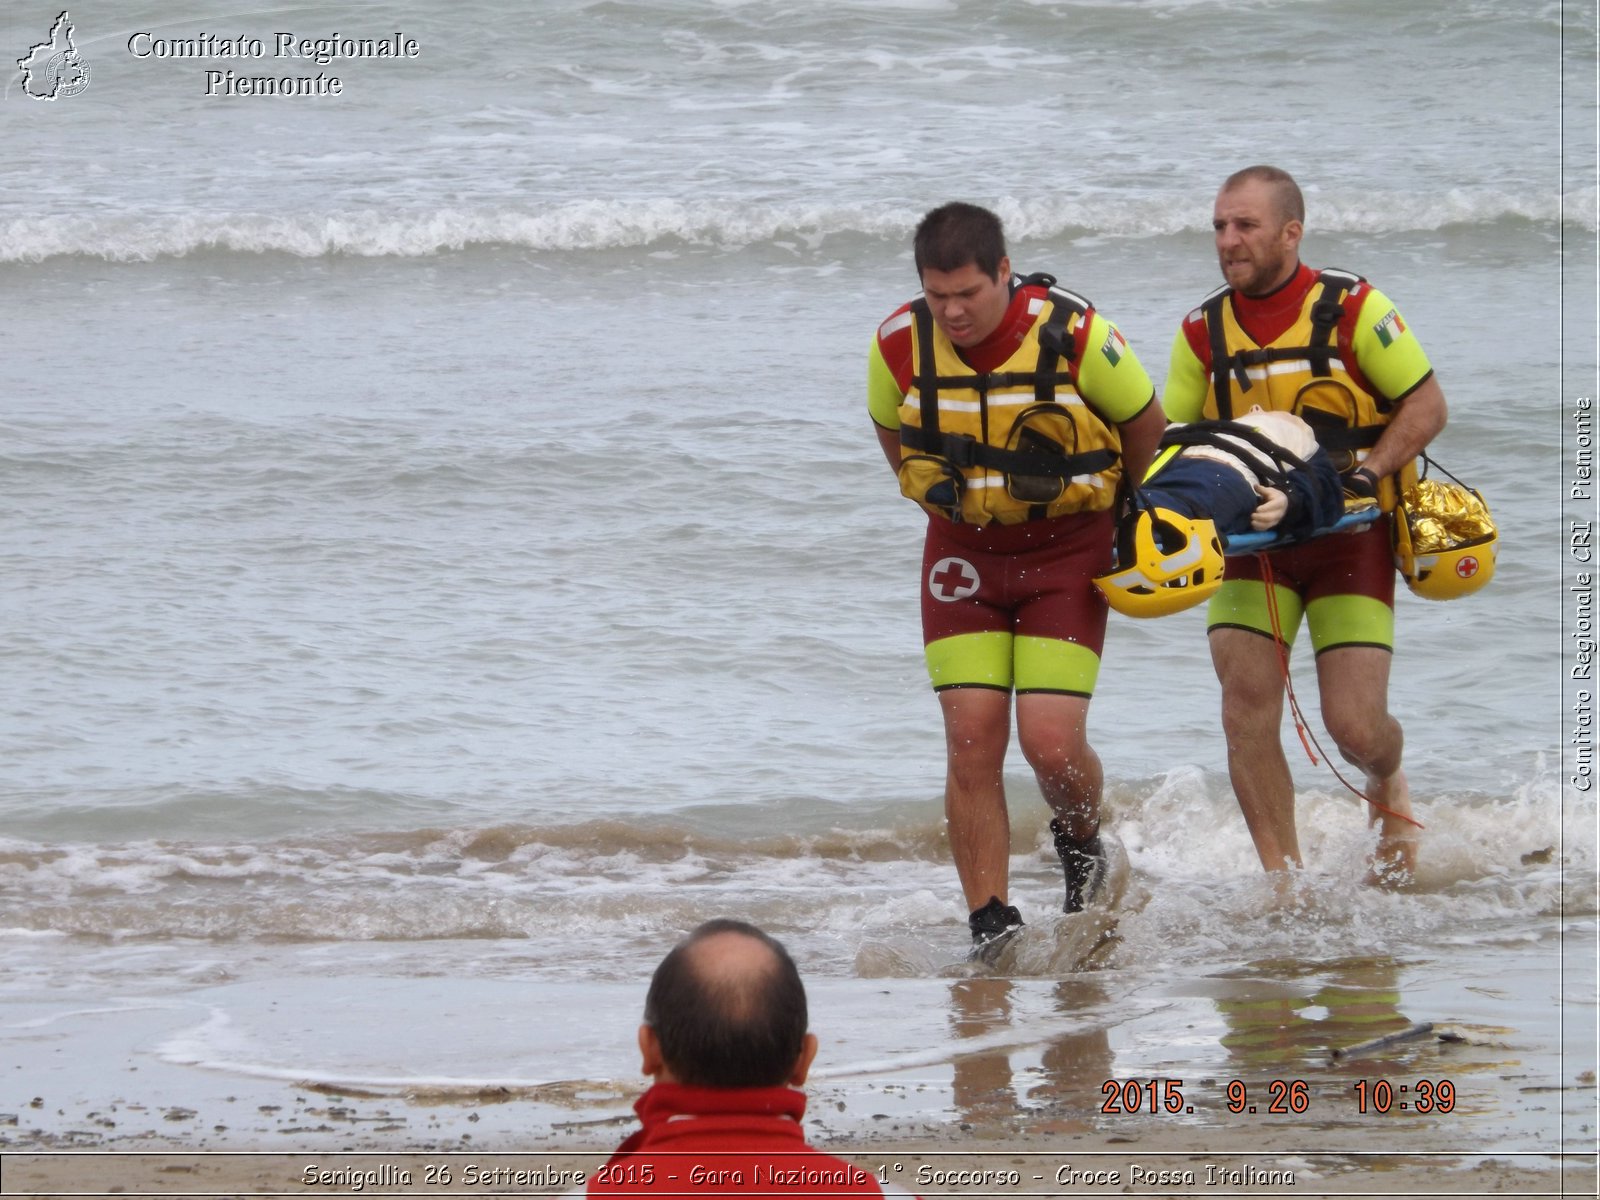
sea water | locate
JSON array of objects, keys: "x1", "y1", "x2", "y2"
[{"x1": 1, "y1": 0, "x2": 1594, "y2": 1156}]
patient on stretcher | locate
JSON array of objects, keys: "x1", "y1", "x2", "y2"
[
  {"x1": 1139, "y1": 407, "x2": 1347, "y2": 543},
  {"x1": 1095, "y1": 409, "x2": 1358, "y2": 618}
]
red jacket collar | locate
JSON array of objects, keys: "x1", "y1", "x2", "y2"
[
  {"x1": 636, "y1": 1081, "x2": 807, "y2": 1125},
  {"x1": 609, "y1": 1082, "x2": 809, "y2": 1157},
  {"x1": 1230, "y1": 261, "x2": 1315, "y2": 346}
]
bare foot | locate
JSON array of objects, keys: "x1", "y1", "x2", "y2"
[
  {"x1": 1363, "y1": 769, "x2": 1419, "y2": 887},
  {"x1": 1267, "y1": 867, "x2": 1313, "y2": 913}
]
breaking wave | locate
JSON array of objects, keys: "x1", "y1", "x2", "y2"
[{"x1": 0, "y1": 189, "x2": 1583, "y2": 263}]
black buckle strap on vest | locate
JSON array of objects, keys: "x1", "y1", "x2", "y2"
[
  {"x1": 1306, "y1": 269, "x2": 1359, "y2": 379},
  {"x1": 1233, "y1": 345, "x2": 1334, "y2": 368},
  {"x1": 1021, "y1": 278, "x2": 1088, "y2": 408},
  {"x1": 900, "y1": 423, "x2": 1117, "y2": 479},
  {"x1": 990, "y1": 443, "x2": 1119, "y2": 478},
  {"x1": 1294, "y1": 406, "x2": 1384, "y2": 452},
  {"x1": 1037, "y1": 284, "x2": 1088, "y2": 341},
  {"x1": 1200, "y1": 290, "x2": 1237, "y2": 420},
  {"x1": 1033, "y1": 298, "x2": 1073, "y2": 405},
  {"x1": 959, "y1": 368, "x2": 1080, "y2": 392},
  {"x1": 910, "y1": 368, "x2": 1081, "y2": 396},
  {"x1": 1155, "y1": 419, "x2": 1309, "y2": 488},
  {"x1": 899, "y1": 427, "x2": 979, "y2": 468},
  {"x1": 909, "y1": 297, "x2": 943, "y2": 443},
  {"x1": 1035, "y1": 318, "x2": 1071, "y2": 368}
]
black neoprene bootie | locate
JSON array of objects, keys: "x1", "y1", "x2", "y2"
[
  {"x1": 1050, "y1": 819, "x2": 1107, "y2": 914},
  {"x1": 966, "y1": 895, "x2": 1023, "y2": 962}
]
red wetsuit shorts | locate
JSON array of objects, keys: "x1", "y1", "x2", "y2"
[
  {"x1": 1209, "y1": 516, "x2": 1397, "y2": 653},
  {"x1": 919, "y1": 509, "x2": 1114, "y2": 695}
]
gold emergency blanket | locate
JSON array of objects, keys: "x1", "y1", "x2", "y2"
[{"x1": 1400, "y1": 479, "x2": 1496, "y2": 551}]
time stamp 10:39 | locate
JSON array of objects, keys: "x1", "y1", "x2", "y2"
[{"x1": 1100, "y1": 1078, "x2": 1457, "y2": 1116}]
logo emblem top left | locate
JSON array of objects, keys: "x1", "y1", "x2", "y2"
[{"x1": 18, "y1": 12, "x2": 90, "y2": 100}]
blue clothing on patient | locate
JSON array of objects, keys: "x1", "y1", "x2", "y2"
[
  {"x1": 1139, "y1": 458, "x2": 1261, "y2": 536},
  {"x1": 1139, "y1": 445, "x2": 1346, "y2": 543}
]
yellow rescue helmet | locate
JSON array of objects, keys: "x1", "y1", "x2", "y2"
[
  {"x1": 1393, "y1": 479, "x2": 1497, "y2": 600},
  {"x1": 1095, "y1": 506, "x2": 1226, "y2": 618}
]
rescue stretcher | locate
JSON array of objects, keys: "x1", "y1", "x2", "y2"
[{"x1": 1219, "y1": 504, "x2": 1381, "y2": 556}]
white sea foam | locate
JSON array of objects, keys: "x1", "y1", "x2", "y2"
[{"x1": 0, "y1": 189, "x2": 1582, "y2": 263}]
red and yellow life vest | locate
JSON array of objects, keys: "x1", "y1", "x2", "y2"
[
  {"x1": 896, "y1": 279, "x2": 1123, "y2": 526},
  {"x1": 1195, "y1": 269, "x2": 1409, "y2": 509}
]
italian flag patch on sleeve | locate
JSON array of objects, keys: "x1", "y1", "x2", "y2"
[
  {"x1": 1101, "y1": 326, "x2": 1128, "y2": 366},
  {"x1": 1374, "y1": 308, "x2": 1407, "y2": 348}
]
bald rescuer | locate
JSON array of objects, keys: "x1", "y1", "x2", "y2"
[
  {"x1": 1162, "y1": 165, "x2": 1447, "y2": 883},
  {"x1": 870, "y1": 202, "x2": 1165, "y2": 955}
]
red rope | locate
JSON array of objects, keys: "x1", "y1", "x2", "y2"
[{"x1": 1254, "y1": 553, "x2": 1424, "y2": 831}]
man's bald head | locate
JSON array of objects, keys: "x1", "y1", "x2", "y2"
[
  {"x1": 1220, "y1": 164, "x2": 1305, "y2": 226},
  {"x1": 642, "y1": 919, "x2": 809, "y2": 1089}
]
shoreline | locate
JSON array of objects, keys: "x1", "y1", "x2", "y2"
[
  {"x1": 4, "y1": 957, "x2": 1593, "y2": 1199},
  {"x1": 5, "y1": 851, "x2": 1591, "y2": 1199}
]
